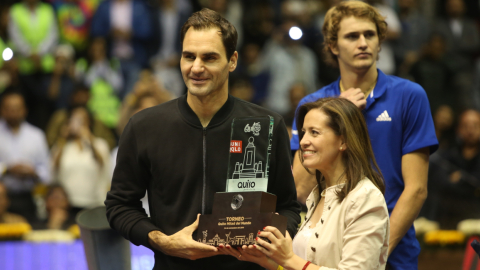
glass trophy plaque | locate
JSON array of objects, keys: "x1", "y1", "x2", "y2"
[{"x1": 196, "y1": 116, "x2": 287, "y2": 247}]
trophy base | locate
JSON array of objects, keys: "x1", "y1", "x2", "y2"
[{"x1": 196, "y1": 192, "x2": 287, "y2": 247}]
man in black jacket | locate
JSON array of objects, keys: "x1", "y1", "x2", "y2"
[{"x1": 105, "y1": 8, "x2": 301, "y2": 270}]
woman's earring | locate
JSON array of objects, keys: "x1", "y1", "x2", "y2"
[{"x1": 340, "y1": 146, "x2": 343, "y2": 150}]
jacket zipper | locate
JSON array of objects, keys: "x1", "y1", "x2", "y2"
[{"x1": 202, "y1": 128, "x2": 207, "y2": 214}]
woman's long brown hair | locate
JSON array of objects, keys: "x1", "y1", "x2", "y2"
[{"x1": 296, "y1": 97, "x2": 385, "y2": 201}]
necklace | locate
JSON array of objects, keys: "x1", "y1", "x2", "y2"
[{"x1": 320, "y1": 189, "x2": 326, "y2": 197}]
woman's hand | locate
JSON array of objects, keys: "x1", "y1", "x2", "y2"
[
  {"x1": 217, "y1": 244, "x2": 278, "y2": 270},
  {"x1": 255, "y1": 226, "x2": 296, "y2": 267}
]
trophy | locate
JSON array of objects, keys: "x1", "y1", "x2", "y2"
[{"x1": 196, "y1": 116, "x2": 287, "y2": 247}]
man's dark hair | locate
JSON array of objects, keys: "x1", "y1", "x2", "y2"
[{"x1": 180, "y1": 8, "x2": 238, "y2": 59}]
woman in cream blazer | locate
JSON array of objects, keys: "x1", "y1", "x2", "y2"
[{"x1": 221, "y1": 97, "x2": 389, "y2": 270}]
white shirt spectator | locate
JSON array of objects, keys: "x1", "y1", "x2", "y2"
[
  {"x1": 0, "y1": 119, "x2": 51, "y2": 193},
  {"x1": 54, "y1": 138, "x2": 110, "y2": 209}
]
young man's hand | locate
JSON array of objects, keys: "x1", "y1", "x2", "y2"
[{"x1": 340, "y1": 88, "x2": 367, "y2": 110}]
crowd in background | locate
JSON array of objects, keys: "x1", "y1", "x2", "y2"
[{"x1": 0, "y1": 0, "x2": 479, "y2": 233}]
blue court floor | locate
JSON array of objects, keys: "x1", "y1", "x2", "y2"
[{"x1": 0, "y1": 240, "x2": 154, "y2": 270}]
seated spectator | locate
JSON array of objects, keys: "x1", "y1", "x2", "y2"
[
  {"x1": 0, "y1": 182, "x2": 28, "y2": 224},
  {"x1": 51, "y1": 106, "x2": 110, "y2": 217},
  {"x1": 33, "y1": 184, "x2": 75, "y2": 230},
  {"x1": 0, "y1": 91, "x2": 50, "y2": 223},
  {"x1": 429, "y1": 109, "x2": 480, "y2": 229},
  {"x1": 45, "y1": 84, "x2": 117, "y2": 150}
]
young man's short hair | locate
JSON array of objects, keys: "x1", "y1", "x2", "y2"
[
  {"x1": 180, "y1": 8, "x2": 238, "y2": 59},
  {"x1": 322, "y1": 1, "x2": 388, "y2": 67}
]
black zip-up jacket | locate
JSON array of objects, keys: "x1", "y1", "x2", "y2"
[{"x1": 106, "y1": 94, "x2": 301, "y2": 270}]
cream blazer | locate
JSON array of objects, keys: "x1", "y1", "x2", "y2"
[{"x1": 298, "y1": 178, "x2": 389, "y2": 270}]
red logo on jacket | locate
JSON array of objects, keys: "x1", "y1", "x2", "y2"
[{"x1": 230, "y1": 141, "x2": 242, "y2": 153}]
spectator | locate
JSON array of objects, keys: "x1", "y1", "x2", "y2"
[
  {"x1": 433, "y1": 0, "x2": 479, "y2": 108},
  {"x1": 262, "y1": 19, "x2": 318, "y2": 115},
  {"x1": 0, "y1": 91, "x2": 51, "y2": 223},
  {"x1": 116, "y1": 69, "x2": 172, "y2": 136},
  {"x1": 150, "y1": 0, "x2": 191, "y2": 98},
  {"x1": 394, "y1": 0, "x2": 431, "y2": 77},
  {"x1": 33, "y1": 184, "x2": 75, "y2": 230},
  {"x1": 232, "y1": 43, "x2": 270, "y2": 105},
  {"x1": 46, "y1": 44, "x2": 77, "y2": 111},
  {"x1": 8, "y1": 0, "x2": 58, "y2": 76},
  {"x1": 8, "y1": 0, "x2": 59, "y2": 129},
  {"x1": 90, "y1": 0, "x2": 154, "y2": 99},
  {"x1": 409, "y1": 34, "x2": 458, "y2": 113},
  {"x1": 49, "y1": 0, "x2": 100, "y2": 58},
  {"x1": 45, "y1": 84, "x2": 117, "y2": 150},
  {"x1": 438, "y1": 109, "x2": 480, "y2": 228},
  {"x1": 51, "y1": 106, "x2": 110, "y2": 217},
  {"x1": 0, "y1": 182, "x2": 28, "y2": 224},
  {"x1": 77, "y1": 37, "x2": 122, "y2": 130},
  {"x1": 433, "y1": 105, "x2": 456, "y2": 151}
]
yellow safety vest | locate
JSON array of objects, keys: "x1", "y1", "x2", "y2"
[{"x1": 10, "y1": 3, "x2": 55, "y2": 74}]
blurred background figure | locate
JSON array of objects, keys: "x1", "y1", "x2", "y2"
[
  {"x1": 90, "y1": 0, "x2": 153, "y2": 99},
  {"x1": 433, "y1": 105, "x2": 456, "y2": 151},
  {"x1": 424, "y1": 109, "x2": 480, "y2": 229},
  {"x1": 283, "y1": 82, "x2": 307, "y2": 138},
  {"x1": 262, "y1": 1, "x2": 318, "y2": 115},
  {"x1": 45, "y1": 84, "x2": 116, "y2": 150},
  {"x1": 433, "y1": 0, "x2": 480, "y2": 109},
  {"x1": 150, "y1": 0, "x2": 191, "y2": 98},
  {"x1": 0, "y1": 91, "x2": 51, "y2": 223},
  {"x1": 46, "y1": 44, "x2": 77, "y2": 112},
  {"x1": 8, "y1": 0, "x2": 59, "y2": 130},
  {"x1": 0, "y1": 182, "x2": 28, "y2": 224},
  {"x1": 394, "y1": 0, "x2": 431, "y2": 77},
  {"x1": 78, "y1": 37, "x2": 122, "y2": 131},
  {"x1": 116, "y1": 69, "x2": 171, "y2": 136},
  {"x1": 232, "y1": 43, "x2": 270, "y2": 105},
  {"x1": 408, "y1": 34, "x2": 458, "y2": 114},
  {"x1": 33, "y1": 184, "x2": 75, "y2": 230},
  {"x1": 228, "y1": 76, "x2": 254, "y2": 103},
  {"x1": 49, "y1": 0, "x2": 100, "y2": 59},
  {"x1": 51, "y1": 106, "x2": 110, "y2": 217}
]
